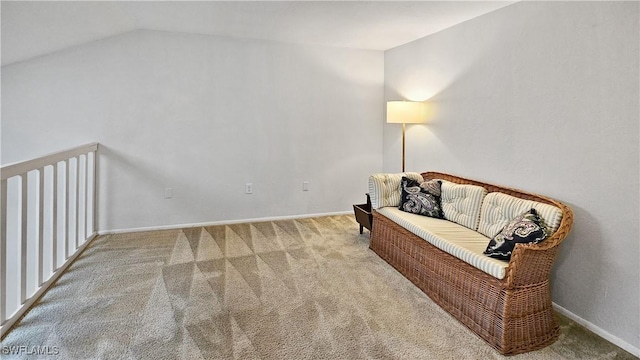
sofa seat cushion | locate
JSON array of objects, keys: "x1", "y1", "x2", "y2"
[
  {"x1": 440, "y1": 181, "x2": 488, "y2": 231},
  {"x1": 377, "y1": 207, "x2": 508, "y2": 279},
  {"x1": 478, "y1": 192, "x2": 563, "y2": 239}
]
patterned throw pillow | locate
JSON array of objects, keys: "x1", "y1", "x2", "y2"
[
  {"x1": 398, "y1": 177, "x2": 444, "y2": 218},
  {"x1": 484, "y1": 208, "x2": 549, "y2": 260}
]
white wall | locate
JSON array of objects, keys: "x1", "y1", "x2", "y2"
[
  {"x1": 2, "y1": 30, "x2": 384, "y2": 231},
  {"x1": 384, "y1": 1, "x2": 639, "y2": 353}
]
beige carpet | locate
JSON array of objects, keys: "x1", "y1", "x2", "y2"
[{"x1": 1, "y1": 215, "x2": 635, "y2": 359}]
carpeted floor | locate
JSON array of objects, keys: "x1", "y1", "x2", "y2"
[{"x1": 1, "y1": 215, "x2": 636, "y2": 359}]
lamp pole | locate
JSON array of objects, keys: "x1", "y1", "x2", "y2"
[{"x1": 402, "y1": 122, "x2": 406, "y2": 172}]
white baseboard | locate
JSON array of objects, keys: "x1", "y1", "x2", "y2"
[
  {"x1": 98, "y1": 210, "x2": 353, "y2": 235},
  {"x1": 553, "y1": 303, "x2": 639, "y2": 357}
]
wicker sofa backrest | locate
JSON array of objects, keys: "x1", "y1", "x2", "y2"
[
  {"x1": 421, "y1": 172, "x2": 574, "y2": 278},
  {"x1": 423, "y1": 172, "x2": 555, "y2": 206}
]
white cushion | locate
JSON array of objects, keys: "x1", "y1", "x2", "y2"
[
  {"x1": 440, "y1": 181, "x2": 488, "y2": 231},
  {"x1": 477, "y1": 192, "x2": 563, "y2": 239},
  {"x1": 377, "y1": 207, "x2": 508, "y2": 279},
  {"x1": 368, "y1": 172, "x2": 423, "y2": 209}
]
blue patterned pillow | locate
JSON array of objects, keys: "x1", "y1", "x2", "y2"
[
  {"x1": 484, "y1": 208, "x2": 549, "y2": 260},
  {"x1": 398, "y1": 177, "x2": 444, "y2": 218}
]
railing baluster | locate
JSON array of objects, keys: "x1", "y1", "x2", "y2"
[
  {"x1": 38, "y1": 168, "x2": 45, "y2": 286},
  {"x1": 84, "y1": 155, "x2": 89, "y2": 241},
  {"x1": 1, "y1": 179, "x2": 7, "y2": 324},
  {"x1": 20, "y1": 174, "x2": 28, "y2": 304},
  {"x1": 52, "y1": 163, "x2": 58, "y2": 271},
  {"x1": 65, "y1": 160, "x2": 70, "y2": 260},
  {"x1": 75, "y1": 157, "x2": 80, "y2": 250},
  {"x1": 92, "y1": 151, "x2": 98, "y2": 235}
]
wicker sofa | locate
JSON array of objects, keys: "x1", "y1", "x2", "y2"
[{"x1": 368, "y1": 171, "x2": 573, "y2": 355}]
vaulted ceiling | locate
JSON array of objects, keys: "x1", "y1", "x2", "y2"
[{"x1": 1, "y1": 1, "x2": 514, "y2": 66}]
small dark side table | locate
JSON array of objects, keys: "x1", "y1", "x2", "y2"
[{"x1": 353, "y1": 193, "x2": 373, "y2": 234}]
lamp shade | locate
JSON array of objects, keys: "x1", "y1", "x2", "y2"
[{"x1": 386, "y1": 101, "x2": 425, "y2": 124}]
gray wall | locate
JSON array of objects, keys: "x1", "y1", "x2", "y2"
[
  {"x1": 1, "y1": 30, "x2": 384, "y2": 231},
  {"x1": 384, "y1": 1, "x2": 639, "y2": 352}
]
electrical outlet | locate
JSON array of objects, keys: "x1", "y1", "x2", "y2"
[
  {"x1": 245, "y1": 183, "x2": 253, "y2": 194},
  {"x1": 165, "y1": 188, "x2": 173, "y2": 199},
  {"x1": 302, "y1": 181, "x2": 309, "y2": 191}
]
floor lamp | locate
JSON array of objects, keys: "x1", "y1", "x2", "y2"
[{"x1": 386, "y1": 101, "x2": 425, "y2": 172}]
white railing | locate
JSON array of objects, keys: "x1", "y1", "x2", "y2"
[{"x1": 0, "y1": 143, "x2": 99, "y2": 338}]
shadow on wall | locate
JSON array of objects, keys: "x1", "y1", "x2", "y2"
[{"x1": 551, "y1": 203, "x2": 604, "y2": 319}]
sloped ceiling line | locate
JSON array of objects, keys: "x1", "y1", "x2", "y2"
[{"x1": 1, "y1": 1, "x2": 515, "y2": 66}]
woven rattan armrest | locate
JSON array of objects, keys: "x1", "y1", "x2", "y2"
[{"x1": 503, "y1": 194, "x2": 574, "y2": 288}]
